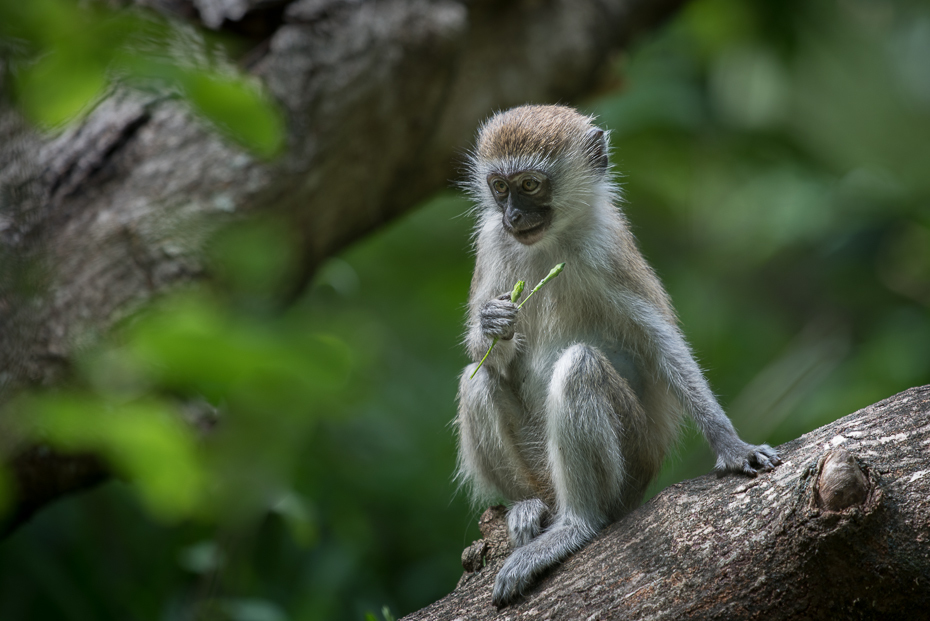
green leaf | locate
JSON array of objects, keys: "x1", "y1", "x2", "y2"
[
  {"x1": 126, "y1": 293, "x2": 352, "y2": 406},
  {"x1": 3, "y1": 0, "x2": 285, "y2": 157},
  {"x1": 16, "y1": 53, "x2": 107, "y2": 128},
  {"x1": 180, "y1": 70, "x2": 285, "y2": 157},
  {"x1": 30, "y1": 395, "x2": 206, "y2": 521}
]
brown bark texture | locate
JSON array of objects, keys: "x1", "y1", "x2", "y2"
[
  {"x1": 0, "y1": 0, "x2": 686, "y2": 527},
  {"x1": 404, "y1": 385, "x2": 930, "y2": 621}
]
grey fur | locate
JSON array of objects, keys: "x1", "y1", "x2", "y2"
[{"x1": 456, "y1": 105, "x2": 781, "y2": 607}]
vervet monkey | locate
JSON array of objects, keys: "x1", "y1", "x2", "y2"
[{"x1": 456, "y1": 105, "x2": 781, "y2": 607}]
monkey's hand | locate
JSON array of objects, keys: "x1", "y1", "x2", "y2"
[
  {"x1": 715, "y1": 441, "x2": 782, "y2": 477},
  {"x1": 479, "y1": 293, "x2": 519, "y2": 340}
]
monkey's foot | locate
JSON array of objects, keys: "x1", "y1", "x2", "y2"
[
  {"x1": 716, "y1": 442, "x2": 782, "y2": 477},
  {"x1": 492, "y1": 547, "x2": 538, "y2": 607},
  {"x1": 507, "y1": 498, "x2": 549, "y2": 548},
  {"x1": 492, "y1": 521, "x2": 592, "y2": 607}
]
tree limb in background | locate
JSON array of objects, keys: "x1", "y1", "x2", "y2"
[{"x1": 0, "y1": 0, "x2": 688, "y2": 530}]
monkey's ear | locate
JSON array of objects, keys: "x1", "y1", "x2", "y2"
[{"x1": 584, "y1": 127, "x2": 609, "y2": 171}]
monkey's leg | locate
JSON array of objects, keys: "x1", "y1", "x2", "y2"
[
  {"x1": 456, "y1": 364, "x2": 538, "y2": 503},
  {"x1": 492, "y1": 344, "x2": 633, "y2": 607}
]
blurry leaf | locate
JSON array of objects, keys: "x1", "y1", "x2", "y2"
[
  {"x1": 179, "y1": 70, "x2": 285, "y2": 157},
  {"x1": 2, "y1": 0, "x2": 284, "y2": 156},
  {"x1": 4, "y1": 0, "x2": 133, "y2": 127},
  {"x1": 126, "y1": 292, "x2": 352, "y2": 407},
  {"x1": 15, "y1": 53, "x2": 108, "y2": 128},
  {"x1": 363, "y1": 608, "x2": 396, "y2": 621},
  {"x1": 28, "y1": 395, "x2": 206, "y2": 521}
]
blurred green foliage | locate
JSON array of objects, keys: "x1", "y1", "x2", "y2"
[
  {"x1": 589, "y1": 0, "x2": 930, "y2": 490},
  {"x1": 1, "y1": 0, "x2": 929, "y2": 619},
  {"x1": 24, "y1": 394, "x2": 207, "y2": 521},
  {"x1": 0, "y1": 0, "x2": 283, "y2": 155}
]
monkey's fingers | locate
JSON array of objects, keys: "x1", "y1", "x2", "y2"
[
  {"x1": 752, "y1": 445, "x2": 782, "y2": 469},
  {"x1": 759, "y1": 444, "x2": 782, "y2": 465},
  {"x1": 744, "y1": 445, "x2": 781, "y2": 475},
  {"x1": 480, "y1": 298, "x2": 519, "y2": 340},
  {"x1": 716, "y1": 444, "x2": 780, "y2": 476},
  {"x1": 492, "y1": 560, "x2": 531, "y2": 607}
]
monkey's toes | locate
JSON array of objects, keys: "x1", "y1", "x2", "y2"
[
  {"x1": 764, "y1": 447, "x2": 783, "y2": 467},
  {"x1": 740, "y1": 446, "x2": 781, "y2": 475},
  {"x1": 492, "y1": 567, "x2": 527, "y2": 607},
  {"x1": 717, "y1": 443, "x2": 781, "y2": 476},
  {"x1": 750, "y1": 445, "x2": 781, "y2": 471}
]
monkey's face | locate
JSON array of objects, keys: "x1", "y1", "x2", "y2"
[{"x1": 486, "y1": 170, "x2": 553, "y2": 245}]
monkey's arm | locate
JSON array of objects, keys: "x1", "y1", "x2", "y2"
[{"x1": 631, "y1": 299, "x2": 781, "y2": 475}]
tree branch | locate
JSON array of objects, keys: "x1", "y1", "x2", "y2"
[
  {"x1": 0, "y1": 0, "x2": 687, "y2": 527},
  {"x1": 405, "y1": 385, "x2": 930, "y2": 620}
]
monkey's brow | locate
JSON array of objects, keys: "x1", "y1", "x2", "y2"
[{"x1": 482, "y1": 155, "x2": 552, "y2": 177}]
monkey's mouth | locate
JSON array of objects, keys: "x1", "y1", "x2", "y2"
[{"x1": 503, "y1": 211, "x2": 552, "y2": 245}]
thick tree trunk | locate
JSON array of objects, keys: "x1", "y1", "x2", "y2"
[
  {"x1": 0, "y1": 0, "x2": 687, "y2": 527},
  {"x1": 405, "y1": 385, "x2": 930, "y2": 620}
]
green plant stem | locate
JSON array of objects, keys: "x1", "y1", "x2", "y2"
[{"x1": 469, "y1": 262, "x2": 565, "y2": 379}]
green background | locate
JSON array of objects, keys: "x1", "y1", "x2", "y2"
[{"x1": 1, "y1": 0, "x2": 928, "y2": 619}]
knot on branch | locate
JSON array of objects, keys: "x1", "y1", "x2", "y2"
[
  {"x1": 461, "y1": 540, "x2": 487, "y2": 572},
  {"x1": 459, "y1": 505, "x2": 509, "y2": 583},
  {"x1": 813, "y1": 449, "x2": 871, "y2": 512}
]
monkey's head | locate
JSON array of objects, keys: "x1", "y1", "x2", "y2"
[{"x1": 467, "y1": 105, "x2": 612, "y2": 246}]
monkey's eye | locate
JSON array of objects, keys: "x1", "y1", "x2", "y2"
[
  {"x1": 521, "y1": 177, "x2": 540, "y2": 193},
  {"x1": 491, "y1": 179, "x2": 508, "y2": 194}
]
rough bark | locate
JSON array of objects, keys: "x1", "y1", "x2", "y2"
[
  {"x1": 405, "y1": 385, "x2": 930, "y2": 621},
  {"x1": 0, "y1": 0, "x2": 687, "y2": 526}
]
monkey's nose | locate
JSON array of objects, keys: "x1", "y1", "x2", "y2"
[{"x1": 503, "y1": 205, "x2": 527, "y2": 231}]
